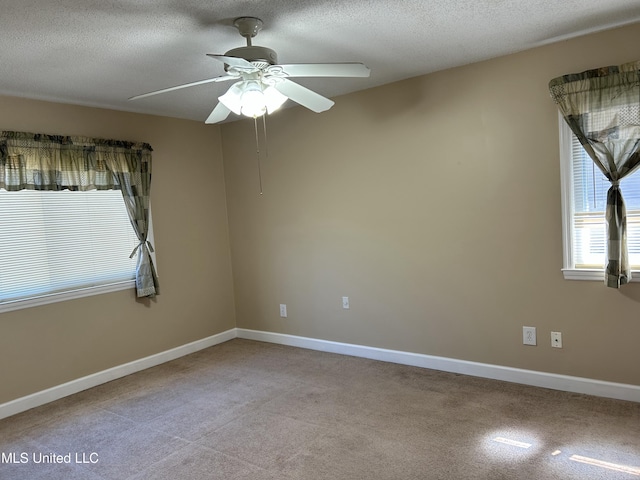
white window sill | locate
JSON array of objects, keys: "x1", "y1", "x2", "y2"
[
  {"x1": 0, "y1": 280, "x2": 135, "y2": 314},
  {"x1": 562, "y1": 269, "x2": 640, "y2": 282}
]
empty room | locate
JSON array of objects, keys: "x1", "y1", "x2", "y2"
[{"x1": 1, "y1": 1, "x2": 639, "y2": 479}]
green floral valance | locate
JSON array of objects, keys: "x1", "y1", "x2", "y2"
[{"x1": 0, "y1": 131, "x2": 153, "y2": 191}]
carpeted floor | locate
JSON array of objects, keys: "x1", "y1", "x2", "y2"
[{"x1": 1, "y1": 338, "x2": 639, "y2": 479}]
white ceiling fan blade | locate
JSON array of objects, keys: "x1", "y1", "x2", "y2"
[
  {"x1": 128, "y1": 76, "x2": 234, "y2": 101},
  {"x1": 205, "y1": 102, "x2": 232, "y2": 124},
  {"x1": 275, "y1": 63, "x2": 370, "y2": 78},
  {"x1": 206, "y1": 54, "x2": 255, "y2": 69},
  {"x1": 274, "y1": 79, "x2": 335, "y2": 113}
]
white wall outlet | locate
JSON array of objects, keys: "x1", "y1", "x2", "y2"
[
  {"x1": 523, "y1": 326, "x2": 537, "y2": 346},
  {"x1": 551, "y1": 331, "x2": 562, "y2": 348},
  {"x1": 279, "y1": 304, "x2": 287, "y2": 318},
  {"x1": 342, "y1": 296, "x2": 350, "y2": 309}
]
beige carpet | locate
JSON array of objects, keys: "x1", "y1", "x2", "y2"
[{"x1": 1, "y1": 338, "x2": 639, "y2": 479}]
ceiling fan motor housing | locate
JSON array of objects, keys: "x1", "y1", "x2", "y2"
[{"x1": 225, "y1": 46, "x2": 278, "y2": 69}]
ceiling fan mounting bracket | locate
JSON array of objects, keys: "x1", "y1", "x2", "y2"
[{"x1": 233, "y1": 17, "x2": 263, "y2": 41}]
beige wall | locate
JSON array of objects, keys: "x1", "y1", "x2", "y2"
[
  {"x1": 2, "y1": 22, "x2": 639, "y2": 407},
  {"x1": 0, "y1": 97, "x2": 235, "y2": 404},
  {"x1": 222, "y1": 23, "x2": 640, "y2": 386}
]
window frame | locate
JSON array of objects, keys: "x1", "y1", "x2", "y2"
[
  {"x1": 558, "y1": 113, "x2": 639, "y2": 282},
  {"x1": 0, "y1": 280, "x2": 136, "y2": 314}
]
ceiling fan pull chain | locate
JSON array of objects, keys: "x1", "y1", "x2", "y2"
[
  {"x1": 262, "y1": 113, "x2": 269, "y2": 159},
  {"x1": 254, "y1": 117, "x2": 263, "y2": 195}
]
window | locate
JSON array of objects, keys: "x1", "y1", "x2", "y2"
[
  {"x1": 0, "y1": 189, "x2": 140, "y2": 312},
  {"x1": 559, "y1": 115, "x2": 640, "y2": 281}
]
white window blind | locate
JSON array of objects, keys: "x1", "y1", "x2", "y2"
[
  {"x1": 0, "y1": 189, "x2": 139, "y2": 306},
  {"x1": 560, "y1": 118, "x2": 640, "y2": 277}
]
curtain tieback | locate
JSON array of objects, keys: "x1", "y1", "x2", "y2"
[
  {"x1": 611, "y1": 180, "x2": 620, "y2": 188},
  {"x1": 130, "y1": 240, "x2": 155, "y2": 259}
]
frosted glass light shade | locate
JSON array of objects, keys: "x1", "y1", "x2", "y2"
[
  {"x1": 263, "y1": 86, "x2": 288, "y2": 114},
  {"x1": 218, "y1": 83, "x2": 244, "y2": 115},
  {"x1": 240, "y1": 81, "x2": 267, "y2": 117}
]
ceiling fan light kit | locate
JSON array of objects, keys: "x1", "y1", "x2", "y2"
[
  {"x1": 129, "y1": 16, "x2": 371, "y2": 124},
  {"x1": 218, "y1": 79, "x2": 288, "y2": 118}
]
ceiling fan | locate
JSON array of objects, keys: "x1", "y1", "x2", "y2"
[{"x1": 129, "y1": 17, "x2": 371, "y2": 124}]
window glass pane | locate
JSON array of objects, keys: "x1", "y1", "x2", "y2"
[
  {"x1": 0, "y1": 190, "x2": 138, "y2": 303},
  {"x1": 570, "y1": 135, "x2": 640, "y2": 269}
]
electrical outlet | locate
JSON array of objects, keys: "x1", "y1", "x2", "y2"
[
  {"x1": 279, "y1": 304, "x2": 287, "y2": 318},
  {"x1": 551, "y1": 331, "x2": 562, "y2": 348},
  {"x1": 523, "y1": 326, "x2": 537, "y2": 346},
  {"x1": 342, "y1": 296, "x2": 350, "y2": 309}
]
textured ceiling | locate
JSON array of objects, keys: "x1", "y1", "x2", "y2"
[{"x1": 1, "y1": 0, "x2": 639, "y2": 123}]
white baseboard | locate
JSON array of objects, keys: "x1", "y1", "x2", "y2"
[
  {"x1": 0, "y1": 328, "x2": 236, "y2": 420},
  {"x1": 3, "y1": 327, "x2": 638, "y2": 421},
  {"x1": 236, "y1": 328, "x2": 640, "y2": 403}
]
